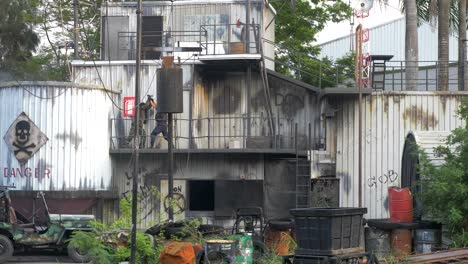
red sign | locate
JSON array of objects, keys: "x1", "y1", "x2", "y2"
[{"x1": 123, "y1": 97, "x2": 136, "y2": 117}]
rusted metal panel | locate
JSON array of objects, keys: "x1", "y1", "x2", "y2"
[
  {"x1": 0, "y1": 82, "x2": 117, "y2": 191},
  {"x1": 111, "y1": 154, "x2": 265, "y2": 227},
  {"x1": 333, "y1": 92, "x2": 468, "y2": 219}
]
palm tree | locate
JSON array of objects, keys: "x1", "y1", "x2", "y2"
[
  {"x1": 438, "y1": 0, "x2": 450, "y2": 91},
  {"x1": 459, "y1": 0, "x2": 467, "y2": 91},
  {"x1": 405, "y1": 0, "x2": 418, "y2": 91}
]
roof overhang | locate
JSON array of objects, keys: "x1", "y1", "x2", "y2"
[{"x1": 266, "y1": 69, "x2": 320, "y2": 94}]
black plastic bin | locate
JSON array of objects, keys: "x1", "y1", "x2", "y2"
[{"x1": 290, "y1": 207, "x2": 367, "y2": 256}]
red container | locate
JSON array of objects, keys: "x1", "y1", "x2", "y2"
[
  {"x1": 391, "y1": 229, "x2": 412, "y2": 257},
  {"x1": 388, "y1": 187, "x2": 413, "y2": 223}
]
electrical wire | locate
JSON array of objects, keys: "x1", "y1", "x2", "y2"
[
  {"x1": 6, "y1": 72, "x2": 69, "y2": 100},
  {"x1": 77, "y1": 2, "x2": 123, "y2": 111}
]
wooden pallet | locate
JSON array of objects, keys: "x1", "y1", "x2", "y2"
[{"x1": 402, "y1": 248, "x2": 468, "y2": 263}]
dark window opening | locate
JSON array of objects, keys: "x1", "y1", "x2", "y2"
[
  {"x1": 189, "y1": 180, "x2": 214, "y2": 211},
  {"x1": 142, "y1": 16, "x2": 163, "y2": 60}
]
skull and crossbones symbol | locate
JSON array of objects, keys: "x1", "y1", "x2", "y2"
[{"x1": 13, "y1": 121, "x2": 36, "y2": 156}]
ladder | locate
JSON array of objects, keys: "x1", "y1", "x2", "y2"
[{"x1": 295, "y1": 156, "x2": 311, "y2": 208}]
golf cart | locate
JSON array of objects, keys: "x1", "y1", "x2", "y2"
[{"x1": 0, "y1": 188, "x2": 94, "y2": 263}]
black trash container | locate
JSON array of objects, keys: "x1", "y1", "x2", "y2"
[{"x1": 290, "y1": 207, "x2": 367, "y2": 256}]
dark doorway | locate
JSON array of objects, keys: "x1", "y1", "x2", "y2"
[{"x1": 189, "y1": 180, "x2": 214, "y2": 211}]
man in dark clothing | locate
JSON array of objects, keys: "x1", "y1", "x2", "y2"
[
  {"x1": 124, "y1": 95, "x2": 156, "y2": 148},
  {"x1": 150, "y1": 111, "x2": 169, "y2": 147}
]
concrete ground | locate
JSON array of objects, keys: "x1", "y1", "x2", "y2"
[{"x1": 7, "y1": 250, "x2": 74, "y2": 264}]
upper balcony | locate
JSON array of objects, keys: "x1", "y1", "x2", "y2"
[
  {"x1": 101, "y1": 1, "x2": 275, "y2": 68},
  {"x1": 109, "y1": 116, "x2": 319, "y2": 155},
  {"x1": 113, "y1": 24, "x2": 262, "y2": 63}
]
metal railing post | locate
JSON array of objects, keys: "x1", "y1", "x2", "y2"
[
  {"x1": 400, "y1": 61, "x2": 403, "y2": 91},
  {"x1": 213, "y1": 24, "x2": 216, "y2": 55},
  {"x1": 426, "y1": 69, "x2": 429, "y2": 91},
  {"x1": 207, "y1": 118, "x2": 211, "y2": 149},
  {"x1": 319, "y1": 62, "x2": 322, "y2": 89}
]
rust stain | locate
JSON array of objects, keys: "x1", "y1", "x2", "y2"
[
  {"x1": 402, "y1": 105, "x2": 439, "y2": 129},
  {"x1": 194, "y1": 82, "x2": 209, "y2": 133}
]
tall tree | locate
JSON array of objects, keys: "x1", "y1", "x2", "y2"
[
  {"x1": 459, "y1": 0, "x2": 467, "y2": 91},
  {"x1": 438, "y1": 0, "x2": 450, "y2": 91},
  {"x1": 270, "y1": 0, "x2": 352, "y2": 86},
  {"x1": 405, "y1": 0, "x2": 419, "y2": 91},
  {"x1": 0, "y1": 0, "x2": 40, "y2": 69}
]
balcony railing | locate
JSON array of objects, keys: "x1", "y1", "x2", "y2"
[
  {"x1": 110, "y1": 116, "x2": 319, "y2": 152},
  {"x1": 113, "y1": 23, "x2": 261, "y2": 60}
]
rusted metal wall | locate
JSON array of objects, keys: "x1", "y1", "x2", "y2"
[
  {"x1": 0, "y1": 82, "x2": 118, "y2": 191},
  {"x1": 111, "y1": 154, "x2": 265, "y2": 227},
  {"x1": 192, "y1": 70, "x2": 319, "y2": 149},
  {"x1": 332, "y1": 91, "x2": 467, "y2": 219}
]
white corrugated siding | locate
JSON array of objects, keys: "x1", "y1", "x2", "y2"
[
  {"x1": 0, "y1": 82, "x2": 117, "y2": 191},
  {"x1": 320, "y1": 18, "x2": 462, "y2": 61},
  {"x1": 72, "y1": 61, "x2": 192, "y2": 148},
  {"x1": 333, "y1": 91, "x2": 467, "y2": 218}
]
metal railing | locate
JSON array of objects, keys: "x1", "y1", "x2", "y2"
[
  {"x1": 200, "y1": 23, "x2": 260, "y2": 55},
  {"x1": 113, "y1": 23, "x2": 261, "y2": 60},
  {"x1": 371, "y1": 61, "x2": 465, "y2": 91},
  {"x1": 110, "y1": 116, "x2": 318, "y2": 151}
]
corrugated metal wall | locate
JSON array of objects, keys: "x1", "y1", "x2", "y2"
[
  {"x1": 72, "y1": 62, "x2": 192, "y2": 148},
  {"x1": 319, "y1": 18, "x2": 462, "y2": 61},
  {"x1": 112, "y1": 154, "x2": 265, "y2": 227},
  {"x1": 332, "y1": 91, "x2": 468, "y2": 219},
  {"x1": 0, "y1": 82, "x2": 117, "y2": 191}
]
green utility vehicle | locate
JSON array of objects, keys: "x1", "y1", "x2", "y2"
[{"x1": 0, "y1": 188, "x2": 94, "y2": 263}]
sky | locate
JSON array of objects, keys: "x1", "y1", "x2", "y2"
[{"x1": 315, "y1": 0, "x2": 404, "y2": 44}]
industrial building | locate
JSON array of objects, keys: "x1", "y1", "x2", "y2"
[{"x1": 1, "y1": 0, "x2": 320, "y2": 226}]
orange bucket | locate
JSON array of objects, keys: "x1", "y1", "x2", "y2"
[{"x1": 265, "y1": 229, "x2": 293, "y2": 255}]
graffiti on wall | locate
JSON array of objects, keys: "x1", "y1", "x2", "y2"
[{"x1": 367, "y1": 169, "x2": 398, "y2": 188}]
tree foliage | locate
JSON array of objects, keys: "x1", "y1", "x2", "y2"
[
  {"x1": 418, "y1": 99, "x2": 468, "y2": 246},
  {"x1": 0, "y1": 0, "x2": 40, "y2": 78},
  {"x1": 270, "y1": 0, "x2": 353, "y2": 87}
]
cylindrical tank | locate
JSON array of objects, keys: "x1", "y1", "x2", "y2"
[
  {"x1": 388, "y1": 187, "x2": 413, "y2": 222},
  {"x1": 0, "y1": 83, "x2": 114, "y2": 191},
  {"x1": 414, "y1": 229, "x2": 441, "y2": 254},
  {"x1": 156, "y1": 67, "x2": 183, "y2": 113},
  {"x1": 365, "y1": 227, "x2": 391, "y2": 259},
  {"x1": 391, "y1": 229, "x2": 412, "y2": 257}
]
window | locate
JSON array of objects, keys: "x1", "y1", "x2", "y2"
[{"x1": 188, "y1": 180, "x2": 214, "y2": 211}]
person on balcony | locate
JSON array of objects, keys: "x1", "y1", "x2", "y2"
[
  {"x1": 150, "y1": 109, "x2": 169, "y2": 148},
  {"x1": 122, "y1": 95, "x2": 156, "y2": 148}
]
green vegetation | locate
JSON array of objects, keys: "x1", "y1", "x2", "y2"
[
  {"x1": 69, "y1": 196, "x2": 161, "y2": 264},
  {"x1": 270, "y1": 0, "x2": 354, "y2": 87},
  {"x1": 418, "y1": 99, "x2": 468, "y2": 246}
]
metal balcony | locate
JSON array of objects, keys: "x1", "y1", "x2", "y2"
[{"x1": 109, "y1": 116, "x2": 318, "y2": 154}]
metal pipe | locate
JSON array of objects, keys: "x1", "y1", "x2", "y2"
[
  {"x1": 246, "y1": 0, "x2": 251, "y2": 54},
  {"x1": 130, "y1": 0, "x2": 142, "y2": 262},
  {"x1": 168, "y1": 113, "x2": 174, "y2": 221},
  {"x1": 73, "y1": 0, "x2": 79, "y2": 59},
  {"x1": 356, "y1": 25, "x2": 363, "y2": 208}
]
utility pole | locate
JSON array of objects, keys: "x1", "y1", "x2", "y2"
[
  {"x1": 73, "y1": 0, "x2": 79, "y2": 59},
  {"x1": 130, "y1": 0, "x2": 142, "y2": 263}
]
